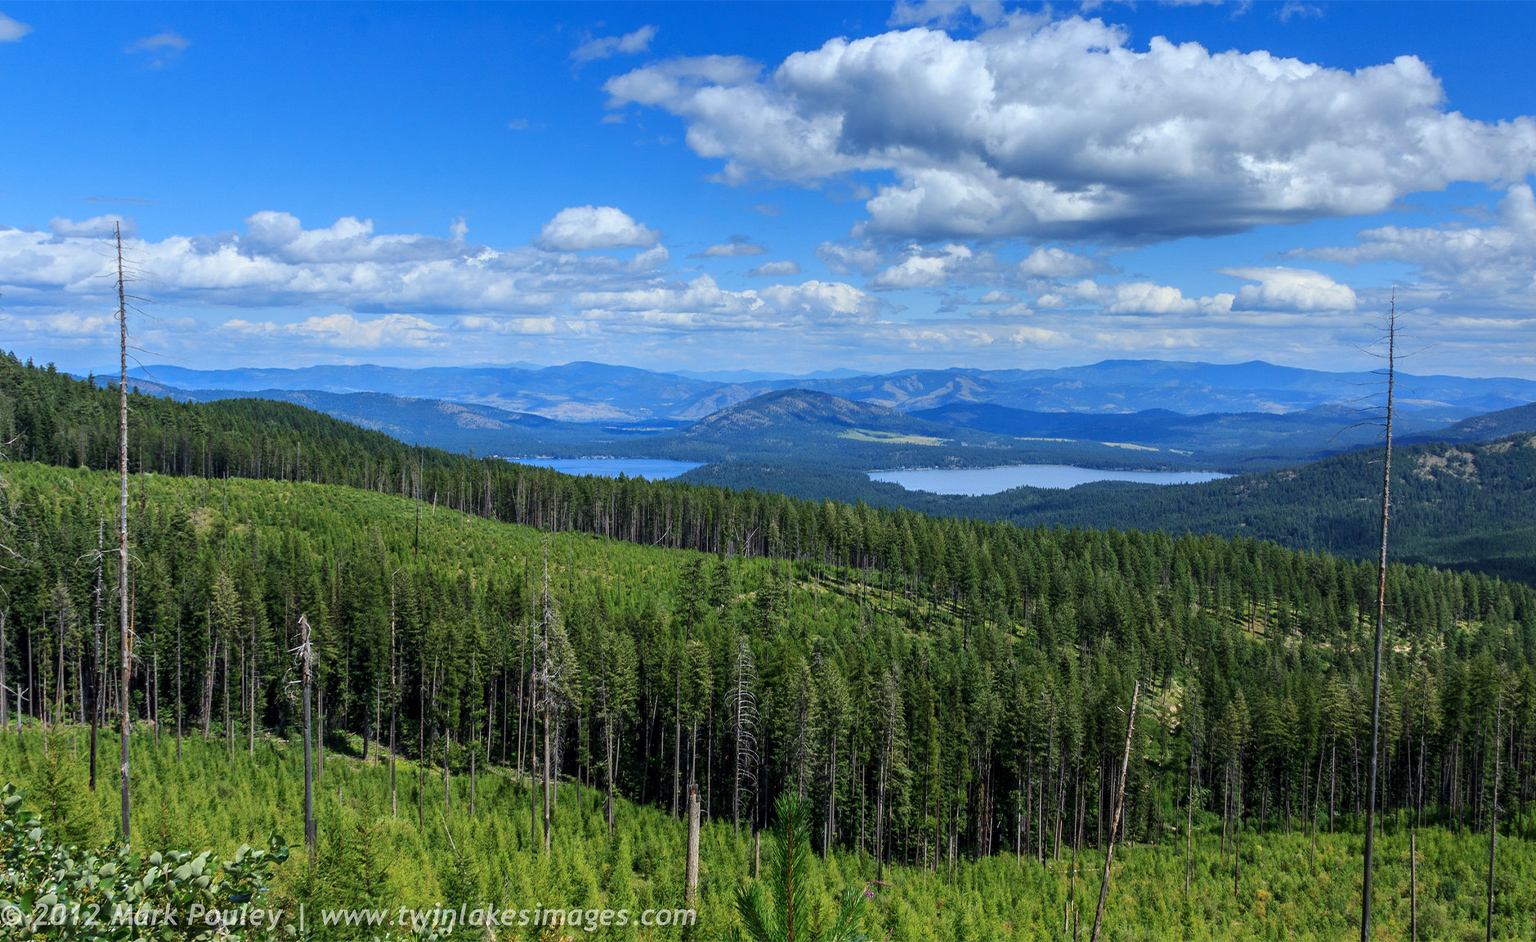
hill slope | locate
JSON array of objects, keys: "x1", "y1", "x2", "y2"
[
  {"x1": 645, "y1": 388, "x2": 1227, "y2": 470},
  {"x1": 1400, "y1": 401, "x2": 1536, "y2": 444},
  {"x1": 684, "y1": 433, "x2": 1536, "y2": 584}
]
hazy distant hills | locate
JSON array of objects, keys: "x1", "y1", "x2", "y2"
[
  {"x1": 123, "y1": 358, "x2": 1536, "y2": 422},
  {"x1": 779, "y1": 359, "x2": 1535, "y2": 416},
  {"x1": 124, "y1": 361, "x2": 749, "y2": 422},
  {"x1": 103, "y1": 357, "x2": 1536, "y2": 473},
  {"x1": 1400, "y1": 402, "x2": 1536, "y2": 445},
  {"x1": 681, "y1": 388, "x2": 941, "y2": 439},
  {"x1": 911, "y1": 401, "x2": 1459, "y2": 462}
]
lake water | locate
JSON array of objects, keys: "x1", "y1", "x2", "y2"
[
  {"x1": 868, "y1": 465, "x2": 1230, "y2": 496},
  {"x1": 505, "y1": 457, "x2": 704, "y2": 480}
]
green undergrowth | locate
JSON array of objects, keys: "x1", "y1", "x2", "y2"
[{"x1": 4, "y1": 729, "x2": 1533, "y2": 940}]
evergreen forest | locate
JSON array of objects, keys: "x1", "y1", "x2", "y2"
[{"x1": 2, "y1": 351, "x2": 1536, "y2": 940}]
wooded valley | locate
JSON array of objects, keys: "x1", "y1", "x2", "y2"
[{"x1": 3, "y1": 351, "x2": 1535, "y2": 939}]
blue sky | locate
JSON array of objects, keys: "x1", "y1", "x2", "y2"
[{"x1": 2, "y1": 1, "x2": 1535, "y2": 378}]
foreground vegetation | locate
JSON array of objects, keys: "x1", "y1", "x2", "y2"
[{"x1": 5, "y1": 729, "x2": 1535, "y2": 940}]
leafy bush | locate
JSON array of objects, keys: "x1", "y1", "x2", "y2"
[{"x1": 0, "y1": 783, "x2": 289, "y2": 940}]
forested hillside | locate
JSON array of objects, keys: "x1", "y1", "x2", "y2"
[
  {"x1": 684, "y1": 432, "x2": 1536, "y2": 585},
  {"x1": 6, "y1": 347, "x2": 1536, "y2": 937},
  {"x1": 3, "y1": 452, "x2": 1536, "y2": 935}
]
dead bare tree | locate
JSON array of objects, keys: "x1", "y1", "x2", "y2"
[
  {"x1": 1361, "y1": 294, "x2": 1398, "y2": 942},
  {"x1": 1091, "y1": 680, "x2": 1140, "y2": 942},
  {"x1": 296, "y1": 613, "x2": 317, "y2": 860},
  {"x1": 728, "y1": 634, "x2": 759, "y2": 839},
  {"x1": 89, "y1": 520, "x2": 104, "y2": 791},
  {"x1": 1487, "y1": 677, "x2": 1504, "y2": 942},
  {"x1": 115, "y1": 221, "x2": 132, "y2": 844}
]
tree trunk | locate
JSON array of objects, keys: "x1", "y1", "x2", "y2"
[
  {"x1": 1487, "y1": 700, "x2": 1502, "y2": 942},
  {"x1": 685, "y1": 783, "x2": 701, "y2": 906},
  {"x1": 1410, "y1": 829, "x2": 1419, "y2": 942},
  {"x1": 1361, "y1": 298, "x2": 1397, "y2": 942},
  {"x1": 1090, "y1": 681, "x2": 1140, "y2": 942},
  {"x1": 300, "y1": 615, "x2": 316, "y2": 860},
  {"x1": 116, "y1": 222, "x2": 132, "y2": 844}
]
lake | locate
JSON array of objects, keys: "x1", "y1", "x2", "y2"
[
  {"x1": 505, "y1": 457, "x2": 704, "y2": 480},
  {"x1": 868, "y1": 464, "x2": 1231, "y2": 495}
]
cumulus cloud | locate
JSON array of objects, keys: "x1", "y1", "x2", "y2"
[
  {"x1": 868, "y1": 243, "x2": 973, "y2": 290},
  {"x1": 1, "y1": 212, "x2": 580, "y2": 312},
  {"x1": 1219, "y1": 266, "x2": 1356, "y2": 312},
  {"x1": 1018, "y1": 247, "x2": 1100, "y2": 278},
  {"x1": 537, "y1": 205, "x2": 660, "y2": 251},
  {"x1": 816, "y1": 241, "x2": 884, "y2": 276},
  {"x1": 223, "y1": 313, "x2": 444, "y2": 350},
  {"x1": 572, "y1": 25, "x2": 656, "y2": 64},
  {"x1": 49, "y1": 215, "x2": 135, "y2": 239},
  {"x1": 1069, "y1": 279, "x2": 1235, "y2": 315},
  {"x1": 627, "y1": 244, "x2": 671, "y2": 272},
  {"x1": 607, "y1": 16, "x2": 1536, "y2": 241},
  {"x1": 691, "y1": 235, "x2": 767, "y2": 258},
  {"x1": 1307, "y1": 184, "x2": 1536, "y2": 311},
  {"x1": 0, "y1": 12, "x2": 32, "y2": 42},
  {"x1": 0, "y1": 210, "x2": 892, "y2": 363},
  {"x1": 749, "y1": 260, "x2": 802, "y2": 277},
  {"x1": 759, "y1": 280, "x2": 882, "y2": 323}
]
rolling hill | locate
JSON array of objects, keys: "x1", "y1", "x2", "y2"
[
  {"x1": 122, "y1": 357, "x2": 1536, "y2": 422},
  {"x1": 683, "y1": 433, "x2": 1536, "y2": 583}
]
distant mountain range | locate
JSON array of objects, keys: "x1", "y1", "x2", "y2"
[
  {"x1": 59, "y1": 350, "x2": 1536, "y2": 582},
  {"x1": 120, "y1": 358, "x2": 1536, "y2": 422},
  {"x1": 97, "y1": 357, "x2": 1536, "y2": 474}
]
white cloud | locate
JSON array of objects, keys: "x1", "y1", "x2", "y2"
[
  {"x1": 887, "y1": 0, "x2": 1006, "y2": 28},
  {"x1": 692, "y1": 235, "x2": 767, "y2": 258},
  {"x1": 977, "y1": 289, "x2": 1016, "y2": 304},
  {"x1": 607, "y1": 16, "x2": 1536, "y2": 241},
  {"x1": 124, "y1": 31, "x2": 189, "y2": 68},
  {"x1": 0, "y1": 12, "x2": 32, "y2": 42},
  {"x1": 49, "y1": 215, "x2": 135, "y2": 239},
  {"x1": 12, "y1": 311, "x2": 117, "y2": 339},
  {"x1": 1307, "y1": 184, "x2": 1536, "y2": 311},
  {"x1": 759, "y1": 280, "x2": 882, "y2": 323},
  {"x1": 0, "y1": 212, "x2": 890, "y2": 344},
  {"x1": 572, "y1": 25, "x2": 657, "y2": 64},
  {"x1": 452, "y1": 315, "x2": 557, "y2": 335},
  {"x1": 1018, "y1": 247, "x2": 1099, "y2": 278},
  {"x1": 1219, "y1": 266, "x2": 1356, "y2": 312},
  {"x1": 749, "y1": 260, "x2": 802, "y2": 277},
  {"x1": 537, "y1": 205, "x2": 660, "y2": 251},
  {"x1": 222, "y1": 313, "x2": 443, "y2": 350},
  {"x1": 1277, "y1": 2, "x2": 1324, "y2": 22},
  {"x1": 627, "y1": 244, "x2": 671, "y2": 272},
  {"x1": 564, "y1": 273, "x2": 883, "y2": 331},
  {"x1": 868, "y1": 243, "x2": 973, "y2": 290},
  {"x1": 1070, "y1": 279, "x2": 1235, "y2": 315},
  {"x1": 816, "y1": 241, "x2": 884, "y2": 276}
]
